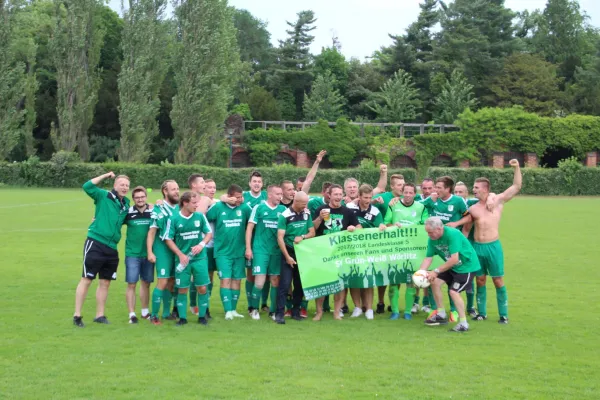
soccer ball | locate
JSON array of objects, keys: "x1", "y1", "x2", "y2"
[{"x1": 412, "y1": 270, "x2": 430, "y2": 288}]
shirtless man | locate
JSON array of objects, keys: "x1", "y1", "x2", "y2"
[{"x1": 459, "y1": 159, "x2": 522, "y2": 324}]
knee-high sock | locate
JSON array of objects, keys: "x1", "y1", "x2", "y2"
[
  {"x1": 176, "y1": 293, "x2": 187, "y2": 320},
  {"x1": 476, "y1": 285, "x2": 487, "y2": 316},
  {"x1": 496, "y1": 286, "x2": 508, "y2": 318},
  {"x1": 428, "y1": 290, "x2": 437, "y2": 310},
  {"x1": 405, "y1": 287, "x2": 416, "y2": 314},
  {"x1": 245, "y1": 280, "x2": 254, "y2": 308},
  {"x1": 389, "y1": 285, "x2": 399, "y2": 313},
  {"x1": 189, "y1": 284, "x2": 197, "y2": 307},
  {"x1": 162, "y1": 290, "x2": 172, "y2": 318},
  {"x1": 207, "y1": 282, "x2": 213, "y2": 309},
  {"x1": 269, "y1": 286, "x2": 278, "y2": 313},
  {"x1": 466, "y1": 281, "x2": 475, "y2": 310},
  {"x1": 251, "y1": 285, "x2": 262, "y2": 309},
  {"x1": 198, "y1": 292, "x2": 209, "y2": 318},
  {"x1": 231, "y1": 289, "x2": 240, "y2": 311},
  {"x1": 220, "y1": 287, "x2": 232, "y2": 312},
  {"x1": 151, "y1": 288, "x2": 162, "y2": 317},
  {"x1": 262, "y1": 280, "x2": 270, "y2": 305}
]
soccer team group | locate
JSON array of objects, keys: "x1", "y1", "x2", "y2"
[{"x1": 72, "y1": 150, "x2": 523, "y2": 332}]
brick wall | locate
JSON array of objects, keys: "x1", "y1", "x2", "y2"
[
  {"x1": 524, "y1": 153, "x2": 538, "y2": 168},
  {"x1": 492, "y1": 152, "x2": 504, "y2": 169},
  {"x1": 586, "y1": 151, "x2": 598, "y2": 167}
]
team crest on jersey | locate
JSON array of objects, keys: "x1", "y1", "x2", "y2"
[
  {"x1": 303, "y1": 213, "x2": 308, "y2": 220},
  {"x1": 194, "y1": 220, "x2": 200, "y2": 227},
  {"x1": 236, "y1": 210, "x2": 242, "y2": 216},
  {"x1": 264, "y1": 212, "x2": 268, "y2": 216},
  {"x1": 365, "y1": 214, "x2": 372, "y2": 221},
  {"x1": 448, "y1": 205, "x2": 454, "y2": 211},
  {"x1": 412, "y1": 211, "x2": 417, "y2": 217},
  {"x1": 277, "y1": 212, "x2": 281, "y2": 217}
]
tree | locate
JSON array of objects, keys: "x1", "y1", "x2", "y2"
[
  {"x1": 367, "y1": 69, "x2": 421, "y2": 122},
  {"x1": 50, "y1": 0, "x2": 105, "y2": 160},
  {"x1": 269, "y1": 10, "x2": 316, "y2": 120},
  {"x1": 491, "y1": 53, "x2": 563, "y2": 116},
  {"x1": 232, "y1": 8, "x2": 273, "y2": 71},
  {"x1": 346, "y1": 59, "x2": 385, "y2": 119},
  {"x1": 571, "y1": 37, "x2": 600, "y2": 115},
  {"x1": 170, "y1": 0, "x2": 240, "y2": 164},
  {"x1": 241, "y1": 86, "x2": 281, "y2": 121},
  {"x1": 433, "y1": 69, "x2": 477, "y2": 124},
  {"x1": 313, "y1": 44, "x2": 348, "y2": 94},
  {"x1": 117, "y1": 0, "x2": 169, "y2": 162},
  {"x1": 303, "y1": 71, "x2": 346, "y2": 121}
]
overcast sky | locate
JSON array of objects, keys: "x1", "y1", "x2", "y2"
[{"x1": 108, "y1": 0, "x2": 600, "y2": 60}]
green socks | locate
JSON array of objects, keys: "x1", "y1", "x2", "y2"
[
  {"x1": 151, "y1": 287, "x2": 162, "y2": 317},
  {"x1": 162, "y1": 290, "x2": 172, "y2": 318},
  {"x1": 262, "y1": 280, "x2": 270, "y2": 305},
  {"x1": 466, "y1": 280, "x2": 475, "y2": 310},
  {"x1": 448, "y1": 292, "x2": 457, "y2": 312},
  {"x1": 207, "y1": 282, "x2": 213, "y2": 309},
  {"x1": 198, "y1": 292, "x2": 209, "y2": 318},
  {"x1": 496, "y1": 286, "x2": 508, "y2": 318},
  {"x1": 405, "y1": 286, "x2": 416, "y2": 314},
  {"x1": 428, "y1": 290, "x2": 437, "y2": 310},
  {"x1": 322, "y1": 295, "x2": 330, "y2": 311},
  {"x1": 414, "y1": 295, "x2": 420, "y2": 306},
  {"x1": 269, "y1": 286, "x2": 278, "y2": 313},
  {"x1": 476, "y1": 285, "x2": 487, "y2": 316},
  {"x1": 176, "y1": 293, "x2": 187, "y2": 320},
  {"x1": 245, "y1": 280, "x2": 254, "y2": 308},
  {"x1": 389, "y1": 285, "x2": 399, "y2": 314},
  {"x1": 422, "y1": 292, "x2": 429, "y2": 306},
  {"x1": 220, "y1": 287, "x2": 231, "y2": 312},
  {"x1": 231, "y1": 289, "x2": 240, "y2": 311},
  {"x1": 189, "y1": 283, "x2": 197, "y2": 307},
  {"x1": 251, "y1": 285, "x2": 263, "y2": 309}
]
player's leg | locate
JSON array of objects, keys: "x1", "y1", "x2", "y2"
[
  {"x1": 290, "y1": 265, "x2": 304, "y2": 321},
  {"x1": 363, "y1": 288, "x2": 374, "y2": 320},
  {"x1": 333, "y1": 290, "x2": 345, "y2": 320},
  {"x1": 350, "y1": 288, "x2": 363, "y2": 317},
  {"x1": 448, "y1": 272, "x2": 474, "y2": 332},
  {"x1": 466, "y1": 279, "x2": 477, "y2": 318},
  {"x1": 261, "y1": 278, "x2": 271, "y2": 311},
  {"x1": 404, "y1": 284, "x2": 416, "y2": 320},
  {"x1": 489, "y1": 241, "x2": 508, "y2": 323},
  {"x1": 230, "y1": 257, "x2": 246, "y2": 317},
  {"x1": 388, "y1": 284, "x2": 400, "y2": 320},
  {"x1": 269, "y1": 274, "x2": 280, "y2": 320},
  {"x1": 473, "y1": 242, "x2": 490, "y2": 321},
  {"x1": 175, "y1": 264, "x2": 192, "y2": 325},
  {"x1": 189, "y1": 279, "x2": 198, "y2": 315},
  {"x1": 95, "y1": 246, "x2": 119, "y2": 323},
  {"x1": 250, "y1": 255, "x2": 267, "y2": 320},
  {"x1": 154, "y1": 252, "x2": 175, "y2": 320},
  {"x1": 341, "y1": 288, "x2": 349, "y2": 314},
  {"x1": 245, "y1": 263, "x2": 255, "y2": 314},
  {"x1": 193, "y1": 259, "x2": 210, "y2": 324},
  {"x1": 314, "y1": 297, "x2": 325, "y2": 321},
  {"x1": 206, "y1": 247, "x2": 216, "y2": 318},
  {"x1": 168, "y1": 277, "x2": 178, "y2": 318},
  {"x1": 217, "y1": 256, "x2": 234, "y2": 319},
  {"x1": 74, "y1": 278, "x2": 93, "y2": 327},
  {"x1": 425, "y1": 272, "x2": 450, "y2": 326},
  {"x1": 276, "y1": 254, "x2": 293, "y2": 324},
  {"x1": 376, "y1": 285, "x2": 386, "y2": 314},
  {"x1": 125, "y1": 256, "x2": 140, "y2": 323},
  {"x1": 75, "y1": 239, "x2": 100, "y2": 326},
  {"x1": 139, "y1": 258, "x2": 153, "y2": 319}
]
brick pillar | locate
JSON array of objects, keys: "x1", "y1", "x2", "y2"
[
  {"x1": 296, "y1": 150, "x2": 311, "y2": 168},
  {"x1": 492, "y1": 152, "x2": 504, "y2": 169},
  {"x1": 586, "y1": 151, "x2": 598, "y2": 167},
  {"x1": 524, "y1": 153, "x2": 538, "y2": 168},
  {"x1": 458, "y1": 160, "x2": 469, "y2": 168}
]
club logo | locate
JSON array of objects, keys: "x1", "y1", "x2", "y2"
[
  {"x1": 412, "y1": 211, "x2": 417, "y2": 217},
  {"x1": 194, "y1": 220, "x2": 200, "y2": 227},
  {"x1": 448, "y1": 205, "x2": 454, "y2": 211},
  {"x1": 236, "y1": 210, "x2": 242, "y2": 217}
]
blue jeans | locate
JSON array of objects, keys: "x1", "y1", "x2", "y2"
[{"x1": 125, "y1": 256, "x2": 154, "y2": 284}]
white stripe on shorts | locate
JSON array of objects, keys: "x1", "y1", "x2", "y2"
[
  {"x1": 456, "y1": 272, "x2": 471, "y2": 292},
  {"x1": 82, "y1": 239, "x2": 94, "y2": 276}
]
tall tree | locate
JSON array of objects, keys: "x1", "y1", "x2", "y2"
[
  {"x1": 367, "y1": 69, "x2": 421, "y2": 122},
  {"x1": 117, "y1": 0, "x2": 169, "y2": 162},
  {"x1": 433, "y1": 69, "x2": 477, "y2": 123},
  {"x1": 232, "y1": 8, "x2": 273, "y2": 70},
  {"x1": 313, "y1": 44, "x2": 348, "y2": 95},
  {"x1": 50, "y1": 0, "x2": 105, "y2": 160},
  {"x1": 491, "y1": 53, "x2": 563, "y2": 116},
  {"x1": 303, "y1": 71, "x2": 346, "y2": 121},
  {"x1": 170, "y1": 0, "x2": 240, "y2": 164},
  {"x1": 571, "y1": 37, "x2": 600, "y2": 115},
  {"x1": 346, "y1": 59, "x2": 385, "y2": 120},
  {"x1": 269, "y1": 10, "x2": 316, "y2": 120}
]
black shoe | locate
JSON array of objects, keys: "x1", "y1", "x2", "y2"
[
  {"x1": 472, "y1": 314, "x2": 487, "y2": 321},
  {"x1": 387, "y1": 305, "x2": 392, "y2": 312},
  {"x1": 291, "y1": 312, "x2": 303, "y2": 321},
  {"x1": 467, "y1": 308, "x2": 478, "y2": 319},
  {"x1": 424, "y1": 313, "x2": 448, "y2": 326},
  {"x1": 176, "y1": 318, "x2": 188, "y2": 326},
  {"x1": 73, "y1": 316, "x2": 84, "y2": 327},
  {"x1": 93, "y1": 316, "x2": 109, "y2": 324},
  {"x1": 129, "y1": 315, "x2": 139, "y2": 324},
  {"x1": 361, "y1": 306, "x2": 367, "y2": 313},
  {"x1": 341, "y1": 304, "x2": 349, "y2": 314},
  {"x1": 206, "y1": 309, "x2": 212, "y2": 320},
  {"x1": 376, "y1": 303, "x2": 385, "y2": 314},
  {"x1": 450, "y1": 324, "x2": 469, "y2": 332},
  {"x1": 498, "y1": 316, "x2": 509, "y2": 324},
  {"x1": 165, "y1": 312, "x2": 178, "y2": 321},
  {"x1": 198, "y1": 317, "x2": 208, "y2": 326},
  {"x1": 261, "y1": 304, "x2": 269, "y2": 312},
  {"x1": 275, "y1": 314, "x2": 285, "y2": 324},
  {"x1": 172, "y1": 306, "x2": 179, "y2": 317},
  {"x1": 268, "y1": 312, "x2": 275, "y2": 321}
]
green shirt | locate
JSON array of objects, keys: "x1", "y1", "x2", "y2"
[
  {"x1": 83, "y1": 181, "x2": 130, "y2": 249},
  {"x1": 124, "y1": 205, "x2": 153, "y2": 257},
  {"x1": 307, "y1": 196, "x2": 325, "y2": 219},
  {"x1": 466, "y1": 198, "x2": 478, "y2": 207},
  {"x1": 346, "y1": 202, "x2": 384, "y2": 228},
  {"x1": 165, "y1": 211, "x2": 212, "y2": 259},
  {"x1": 426, "y1": 226, "x2": 481, "y2": 274},
  {"x1": 243, "y1": 190, "x2": 267, "y2": 209},
  {"x1": 206, "y1": 202, "x2": 252, "y2": 258},
  {"x1": 384, "y1": 200, "x2": 428, "y2": 225},
  {"x1": 277, "y1": 207, "x2": 314, "y2": 248},
  {"x1": 420, "y1": 195, "x2": 468, "y2": 224},
  {"x1": 249, "y1": 202, "x2": 286, "y2": 255},
  {"x1": 150, "y1": 201, "x2": 179, "y2": 254},
  {"x1": 373, "y1": 191, "x2": 396, "y2": 218}
]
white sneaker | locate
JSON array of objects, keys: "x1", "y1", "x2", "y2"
[
  {"x1": 365, "y1": 309, "x2": 374, "y2": 320},
  {"x1": 231, "y1": 310, "x2": 245, "y2": 318},
  {"x1": 190, "y1": 306, "x2": 199, "y2": 316},
  {"x1": 225, "y1": 311, "x2": 233, "y2": 320},
  {"x1": 421, "y1": 305, "x2": 431, "y2": 313},
  {"x1": 411, "y1": 303, "x2": 419, "y2": 314},
  {"x1": 351, "y1": 307, "x2": 363, "y2": 318},
  {"x1": 251, "y1": 309, "x2": 260, "y2": 320}
]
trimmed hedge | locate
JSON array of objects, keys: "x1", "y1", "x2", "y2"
[
  {"x1": 0, "y1": 161, "x2": 417, "y2": 192},
  {"x1": 427, "y1": 167, "x2": 600, "y2": 196}
]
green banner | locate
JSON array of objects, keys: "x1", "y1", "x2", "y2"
[{"x1": 294, "y1": 226, "x2": 442, "y2": 300}]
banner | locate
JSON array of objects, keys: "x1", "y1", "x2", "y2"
[{"x1": 294, "y1": 226, "x2": 442, "y2": 300}]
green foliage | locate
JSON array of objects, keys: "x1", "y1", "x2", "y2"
[
  {"x1": 313, "y1": 45, "x2": 348, "y2": 94},
  {"x1": 557, "y1": 156, "x2": 584, "y2": 185},
  {"x1": 303, "y1": 71, "x2": 346, "y2": 121},
  {"x1": 433, "y1": 69, "x2": 477, "y2": 124},
  {"x1": 231, "y1": 103, "x2": 253, "y2": 121},
  {"x1": 248, "y1": 141, "x2": 279, "y2": 167},
  {"x1": 427, "y1": 166, "x2": 600, "y2": 196},
  {"x1": 346, "y1": 59, "x2": 384, "y2": 119},
  {"x1": 241, "y1": 86, "x2": 281, "y2": 121},
  {"x1": 232, "y1": 8, "x2": 273, "y2": 70},
  {"x1": 368, "y1": 69, "x2": 421, "y2": 122},
  {"x1": 89, "y1": 135, "x2": 118, "y2": 162}
]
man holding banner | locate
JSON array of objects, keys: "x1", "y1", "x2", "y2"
[{"x1": 420, "y1": 217, "x2": 481, "y2": 332}]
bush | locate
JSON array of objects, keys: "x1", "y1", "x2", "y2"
[
  {"x1": 427, "y1": 166, "x2": 600, "y2": 196},
  {"x1": 0, "y1": 161, "x2": 417, "y2": 192}
]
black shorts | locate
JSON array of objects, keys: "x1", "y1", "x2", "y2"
[
  {"x1": 437, "y1": 270, "x2": 475, "y2": 293},
  {"x1": 82, "y1": 238, "x2": 119, "y2": 280}
]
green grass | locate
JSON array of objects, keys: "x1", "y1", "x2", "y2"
[{"x1": 1, "y1": 188, "x2": 599, "y2": 399}]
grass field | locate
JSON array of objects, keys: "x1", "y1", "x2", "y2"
[{"x1": 1, "y1": 188, "x2": 600, "y2": 399}]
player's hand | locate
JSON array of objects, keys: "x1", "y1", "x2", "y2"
[
  {"x1": 316, "y1": 150, "x2": 327, "y2": 162},
  {"x1": 347, "y1": 226, "x2": 356, "y2": 232},
  {"x1": 446, "y1": 222, "x2": 459, "y2": 228},
  {"x1": 245, "y1": 249, "x2": 253, "y2": 260},
  {"x1": 147, "y1": 252, "x2": 156, "y2": 264},
  {"x1": 389, "y1": 197, "x2": 400, "y2": 207},
  {"x1": 225, "y1": 196, "x2": 237, "y2": 205},
  {"x1": 155, "y1": 198, "x2": 164, "y2": 206},
  {"x1": 285, "y1": 256, "x2": 297, "y2": 267},
  {"x1": 380, "y1": 164, "x2": 388, "y2": 174},
  {"x1": 293, "y1": 236, "x2": 303, "y2": 244},
  {"x1": 191, "y1": 243, "x2": 205, "y2": 255},
  {"x1": 427, "y1": 271, "x2": 438, "y2": 282},
  {"x1": 178, "y1": 253, "x2": 189, "y2": 267},
  {"x1": 378, "y1": 223, "x2": 387, "y2": 231},
  {"x1": 509, "y1": 159, "x2": 520, "y2": 168},
  {"x1": 430, "y1": 192, "x2": 439, "y2": 202},
  {"x1": 106, "y1": 171, "x2": 115, "y2": 179},
  {"x1": 372, "y1": 197, "x2": 384, "y2": 204}
]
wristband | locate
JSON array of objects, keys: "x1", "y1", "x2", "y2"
[{"x1": 434, "y1": 268, "x2": 440, "y2": 274}]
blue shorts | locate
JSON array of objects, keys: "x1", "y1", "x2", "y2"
[{"x1": 125, "y1": 256, "x2": 155, "y2": 283}]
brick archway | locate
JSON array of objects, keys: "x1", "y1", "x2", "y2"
[
  {"x1": 431, "y1": 154, "x2": 454, "y2": 167},
  {"x1": 231, "y1": 149, "x2": 251, "y2": 168},
  {"x1": 391, "y1": 154, "x2": 417, "y2": 169},
  {"x1": 275, "y1": 151, "x2": 296, "y2": 165}
]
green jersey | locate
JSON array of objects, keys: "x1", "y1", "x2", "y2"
[
  {"x1": 421, "y1": 194, "x2": 468, "y2": 224},
  {"x1": 466, "y1": 198, "x2": 478, "y2": 207},
  {"x1": 83, "y1": 181, "x2": 130, "y2": 249},
  {"x1": 243, "y1": 190, "x2": 267, "y2": 209},
  {"x1": 150, "y1": 201, "x2": 179, "y2": 253},
  {"x1": 206, "y1": 202, "x2": 252, "y2": 258},
  {"x1": 372, "y1": 191, "x2": 396, "y2": 218},
  {"x1": 164, "y1": 211, "x2": 212, "y2": 259},
  {"x1": 307, "y1": 196, "x2": 325, "y2": 219},
  {"x1": 249, "y1": 202, "x2": 286, "y2": 255},
  {"x1": 124, "y1": 205, "x2": 153, "y2": 257},
  {"x1": 346, "y1": 202, "x2": 384, "y2": 228},
  {"x1": 384, "y1": 200, "x2": 428, "y2": 225},
  {"x1": 278, "y1": 207, "x2": 314, "y2": 248},
  {"x1": 426, "y1": 226, "x2": 481, "y2": 274}
]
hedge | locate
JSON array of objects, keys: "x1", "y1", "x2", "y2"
[
  {"x1": 0, "y1": 161, "x2": 417, "y2": 192},
  {"x1": 427, "y1": 166, "x2": 600, "y2": 196}
]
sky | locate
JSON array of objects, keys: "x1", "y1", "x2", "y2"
[{"x1": 108, "y1": 0, "x2": 600, "y2": 60}]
